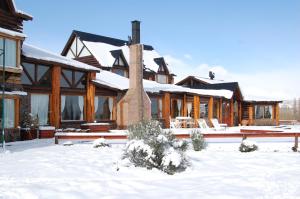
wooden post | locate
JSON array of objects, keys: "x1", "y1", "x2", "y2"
[
  {"x1": 208, "y1": 97, "x2": 213, "y2": 126},
  {"x1": 183, "y1": 94, "x2": 187, "y2": 117},
  {"x1": 238, "y1": 101, "x2": 242, "y2": 124},
  {"x1": 216, "y1": 99, "x2": 220, "y2": 121},
  {"x1": 193, "y1": 96, "x2": 200, "y2": 127},
  {"x1": 275, "y1": 103, "x2": 280, "y2": 126},
  {"x1": 14, "y1": 98, "x2": 20, "y2": 128},
  {"x1": 86, "y1": 72, "x2": 96, "y2": 122},
  {"x1": 248, "y1": 105, "x2": 254, "y2": 126},
  {"x1": 50, "y1": 66, "x2": 61, "y2": 128},
  {"x1": 272, "y1": 104, "x2": 276, "y2": 120},
  {"x1": 219, "y1": 98, "x2": 223, "y2": 123},
  {"x1": 230, "y1": 99, "x2": 234, "y2": 127},
  {"x1": 162, "y1": 92, "x2": 171, "y2": 128}
]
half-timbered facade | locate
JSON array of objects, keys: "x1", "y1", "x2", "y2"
[{"x1": 61, "y1": 31, "x2": 175, "y2": 83}]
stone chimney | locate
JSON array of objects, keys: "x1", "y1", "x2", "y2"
[{"x1": 117, "y1": 21, "x2": 151, "y2": 128}]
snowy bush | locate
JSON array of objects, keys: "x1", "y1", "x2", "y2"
[
  {"x1": 124, "y1": 120, "x2": 189, "y2": 175},
  {"x1": 190, "y1": 130, "x2": 207, "y2": 151},
  {"x1": 239, "y1": 139, "x2": 258, "y2": 152},
  {"x1": 93, "y1": 138, "x2": 110, "y2": 148}
]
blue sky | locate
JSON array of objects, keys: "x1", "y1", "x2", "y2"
[{"x1": 16, "y1": 0, "x2": 300, "y2": 99}]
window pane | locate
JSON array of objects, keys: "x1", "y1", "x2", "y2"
[
  {"x1": 114, "y1": 69, "x2": 125, "y2": 77},
  {"x1": 22, "y1": 62, "x2": 35, "y2": 81},
  {"x1": 157, "y1": 74, "x2": 167, "y2": 84},
  {"x1": 74, "y1": 71, "x2": 85, "y2": 88},
  {"x1": 264, "y1": 106, "x2": 272, "y2": 119},
  {"x1": 62, "y1": 69, "x2": 72, "y2": 83},
  {"x1": 0, "y1": 39, "x2": 16, "y2": 68},
  {"x1": 200, "y1": 103, "x2": 208, "y2": 118},
  {"x1": 37, "y1": 65, "x2": 49, "y2": 81},
  {"x1": 61, "y1": 95, "x2": 84, "y2": 120},
  {"x1": 255, "y1": 105, "x2": 264, "y2": 119},
  {"x1": 95, "y1": 96, "x2": 110, "y2": 120},
  {"x1": 0, "y1": 99, "x2": 15, "y2": 128},
  {"x1": 21, "y1": 71, "x2": 32, "y2": 85},
  {"x1": 0, "y1": 38, "x2": 3, "y2": 66},
  {"x1": 31, "y1": 94, "x2": 49, "y2": 125},
  {"x1": 151, "y1": 98, "x2": 158, "y2": 119}
]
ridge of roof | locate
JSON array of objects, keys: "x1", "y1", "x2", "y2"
[{"x1": 73, "y1": 30, "x2": 154, "y2": 51}]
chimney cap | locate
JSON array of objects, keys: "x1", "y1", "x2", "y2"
[{"x1": 131, "y1": 20, "x2": 141, "y2": 23}]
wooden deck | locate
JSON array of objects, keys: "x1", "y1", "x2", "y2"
[{"x1": 54, "y1": 131, "x2": 299, "y2": 150}]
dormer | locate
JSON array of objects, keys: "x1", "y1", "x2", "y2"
[
  {"x1": 154, "y1": 57, "x2": 169, "y2": 84},
  {"x1": 110, "y1": 50, "x2": 129, "y2": 77}
]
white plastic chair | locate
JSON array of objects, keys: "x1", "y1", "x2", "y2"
[{"x1": 210, "y1": 118, "x2": 227, "y2": 131}]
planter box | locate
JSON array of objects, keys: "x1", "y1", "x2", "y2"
[
  {"x1": 81, "y1": 123, "x2": 111, "y2": 132},
  {"x1": 20, "y1": 128, "x2": 37, "y2": 141},
  {"x1": 39, "y1": 126, "x2": 56, "y2": 139}
]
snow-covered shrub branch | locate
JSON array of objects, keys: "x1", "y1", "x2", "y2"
[
  {"x1": 190, "y1": 130, "x2": 207, "y2": 151},
  {"x1": 123, "y1": 120, "x2": 189, "y2": 175}
]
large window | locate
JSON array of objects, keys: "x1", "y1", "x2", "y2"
[
  {"x1": 31, "y1": 94, "x2": 49, "y2": 125},
  {"x1": 171, "y1": 99, "x2": 182, "y2": 118},
  {"x1": 157, "y1": 74, "x2": 168, "y2": 84},
  {"x1": 61, "y1": 95, "x2": 84, "y2": 121},
  {"x1": 255, "y1": 105, "x2": 272, "y2": 119},
  {"x1": 0, "y1": 99, "x2": 15, "y2": 128},
  {"x1": 200, "y1": 103, "x2": 208, "y2": 118},
  {"x1": 61, "y1": 69, "x2": 86, "y2": 89},
  {"x1": 0, "y1": 38, "x2": 17, "y2": 68},
  {"x1": 150, "y1": 97, "x2": 162, "y2": 119},
  {"x1": 94, "y1": 96, "x2": 114, "y2": 120},
  {"x1": 21, "y1": 63, "x2": 51, "y2": 87}
]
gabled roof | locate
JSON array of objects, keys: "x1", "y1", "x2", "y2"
[
  {"x1": 176, "y1": 75, "x2": 228, "y2": 85},
  {"x1": 61, "y1": 30, "x2": 172, "y2": 73},
  {"x1": 6, "y1": 0, "x2": 33, "y2": 20},
  {"x1": 22, "y1": 43, "x2": 100, "y2": 72}
]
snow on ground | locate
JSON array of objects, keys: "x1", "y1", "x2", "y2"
[{"x1": 0, "y1": 138, "x2": 300, "y2": 199}]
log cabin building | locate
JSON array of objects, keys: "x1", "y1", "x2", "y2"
[
  {"x1": 0, "y1": 0, "x2": 281, "y2": 142},
  {"x1": 176, "y1": 76, "x2": 281, "y2": 126}
]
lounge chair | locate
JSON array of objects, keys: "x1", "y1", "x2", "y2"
[
  {"x1": 170, "y1": 118, "x2": 182, "y2": 129},
  {"x1": 210, "y1": 118, "x2": 227, "y2": 131},
  {"x1": 197, "y1": 119, "x2": 210, "y2": 130}
]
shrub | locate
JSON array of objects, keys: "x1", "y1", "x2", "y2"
[
  {"x1": 239, "y1": 139, "x2": 258, "y2": 152},
  {"x1": 124, "y1": 120, "x2": 189, "y2": 175},
  {"x1": 190, "y1": 130, "x2": 207, "y2": 151},
  {"x1": 93, "y1": 138, "x2": 110, "y2": 148}
]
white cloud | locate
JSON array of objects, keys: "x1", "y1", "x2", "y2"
[
  {"x1": 164, "y1": 54, "x2": 300, "y2": 100},
  {"x1": 184, "y1": 54, "x2": 192, "y2": 60}
]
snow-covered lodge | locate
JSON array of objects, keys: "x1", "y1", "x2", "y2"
[{"x1": 0, "y1": 0, "x2": 281, "y2": 141}]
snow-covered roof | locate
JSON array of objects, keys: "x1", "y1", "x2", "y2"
[
  {"x1": 83, "y1": 41, "x2": 165, "y2": 73},
  {"x1": 11, "y1": 0, "x2": 33, "y2": 19},
  {"x1": 0, "y1": 27, "x2": 26, "y2": 38},
  {"x1": 193, "y1": 76, "x2": 228, "y2": 84},
  {"x1": 94, "y1": 70, "x2": 233, "y2": 99},
  {"x1": 243, "y1": 95, "x2": 282, "y2": 103},
  {"x1": 22, "y1": 43, "x2": 100, "y2": 72}
]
